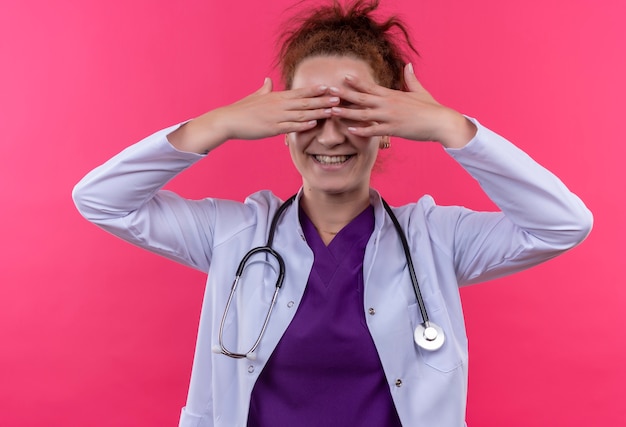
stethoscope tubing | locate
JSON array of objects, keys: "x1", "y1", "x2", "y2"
[
  {"x1": 218, "y1": 246, "x2": 285, "y2": 359},
  {"x1": 380, "y1": 199, "x2": 430, "y2": 326},
  {"x1": 215, "y1": 197, "x2": 295, "y2": 359},
  {"x1": 215, "y1": 194, "x2": 445, "y2": 359}
]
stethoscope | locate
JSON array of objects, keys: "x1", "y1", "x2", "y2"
[{"x1": 213, "y1": 195, "x2": 445, "y2": 360}]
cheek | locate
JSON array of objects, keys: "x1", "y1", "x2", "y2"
[
  {"x1": 367, "y1": 139, "x2": 382, "y2": 161},
  {"x1": 286, "y1": 134, "x2": 308, "y2": 167},
  {"x1": 286, "y1": 133, "x2": 301, "y2": 149},
  {"x1": 287, "y1": 128, "x2": 318, "y2": 149}
]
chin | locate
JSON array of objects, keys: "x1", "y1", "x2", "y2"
[{"x1": 310, "y1": 184, "x2": 363, "y2": 197}]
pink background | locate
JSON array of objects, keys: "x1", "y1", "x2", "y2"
[{"x1": 1, "y1": 0, "x2": 624, "y2": 425}]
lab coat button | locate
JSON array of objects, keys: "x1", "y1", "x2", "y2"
[
  {"x1": 248, "y1": 365, "x2": 255, "y2": 373},
  {"x1": 368, "y1": 307, "x2": 376, "y2": 315},
  {"x1": 395, "y1": 379, "x2": 403, "y2": 387},
  {"x1": 287, "y1": 301, "x2": 295, "y2": 308}
]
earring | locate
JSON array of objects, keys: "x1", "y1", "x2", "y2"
[{"x1": 379, "y1": 137, "x2": 391, "y2": 149}]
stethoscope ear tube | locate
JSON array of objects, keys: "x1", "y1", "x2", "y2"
[
  {"x1": 217, "y1": 245, "x2": 286, "y2": 359},
  {"x1": 214, "y1": 197, "x2": 295, "y2": 360},
  {"x1": 235, "y1": 246, "x2": 286, "y2": 288}
]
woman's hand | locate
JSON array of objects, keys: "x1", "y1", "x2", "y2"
[
  {"x1": 328, "y1": 63, "x2": 477, "y2": 149},
  {"x1": 168, "y1": 78, "x2": 338, "y2": 154}
]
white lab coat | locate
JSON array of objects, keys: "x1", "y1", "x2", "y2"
[{"x1": 73, "y1": 119, "x2": 592, "y2": 426}]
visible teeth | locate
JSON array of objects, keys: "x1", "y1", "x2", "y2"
[{"x1": 314, "y1": 155, "x2": 350, "y2": 164}]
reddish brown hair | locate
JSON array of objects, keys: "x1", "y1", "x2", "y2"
[{"x1": 277, "y1": 0, "x2": 418, "y2": 90}]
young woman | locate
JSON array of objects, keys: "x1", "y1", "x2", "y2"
[{"x1": 73, "y1": 1, "x2": 592, "y2": 425}]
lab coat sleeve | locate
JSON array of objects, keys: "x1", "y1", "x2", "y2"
[
  {"x1": 72, "y1": 123, "x2": 217, "y2": 273},
  {"x1": 436, "y1": 118, "x2": 593, "y2": 286}
]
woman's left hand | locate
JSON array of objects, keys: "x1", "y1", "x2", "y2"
[{"x1": 329, "y1": 63, "x2": 476, "y2": 149}]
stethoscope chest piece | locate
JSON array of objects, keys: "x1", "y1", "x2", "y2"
[{"x1": 414, "y1": 322, "x2": 445, "y2": 351}]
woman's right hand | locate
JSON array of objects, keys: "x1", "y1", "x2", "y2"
[{"x1": 168, "y1": 78, "x2": 338, "y2": 154}]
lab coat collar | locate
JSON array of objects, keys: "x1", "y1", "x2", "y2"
[{"x1": 288, "y1": 187, "x2": 390, "y2": 237}]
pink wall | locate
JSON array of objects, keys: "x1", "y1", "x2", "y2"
[{"x1": 1, "y1": 0, "x2": 624, "y2": 425}]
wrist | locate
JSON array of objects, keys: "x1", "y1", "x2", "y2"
[
  {"x1": 167, "y1": 110, "x2": 229, "y2": 154},
  {"x1": 436, "y1": 110, "x2": 477, "y2": 149}
]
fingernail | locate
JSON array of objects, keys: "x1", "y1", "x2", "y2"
[
  {"x1": 323, "y1": 109, "x2": 332, "y2": 114},
  {"x1": 329, "y1": 86, "x2": 340, "y2": 94},
  {"x1": 347, "y1": 127, "x2": 357, "y2": 132},
  {"x1": 331, "y1": 107, "x2": 342, "y2": 113},
  {"x1": 319, "y1": 85, "x2": 328, "y2": 91},
  {"x1": 345, "y1": 74, "x2": 354, "y2": 81},
  {"x1": 329, "y1": 97, "x2": 339, "y2": 103},
  {"x1": 408, "y1": 63, "x2": 414, "y2": 74}
]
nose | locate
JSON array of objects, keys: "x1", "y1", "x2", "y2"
[{"x1": 317, "y1": 117, "x2": 345, "y2": 147}]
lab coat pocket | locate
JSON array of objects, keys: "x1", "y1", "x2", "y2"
[{"x1": 407, "y1": 301, "x2": 462, "y2": 373}]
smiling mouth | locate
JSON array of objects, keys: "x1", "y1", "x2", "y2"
[{"x1": 313, "y1": 154, "x2": 353, "y2": 165}]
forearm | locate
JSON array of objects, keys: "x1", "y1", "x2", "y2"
[
  {"x1": 447, "y1": 119, "x2": 593, "y2": 247},
  {"x1": 72, "y1": 123, "x2": 204, "y2": 222}
]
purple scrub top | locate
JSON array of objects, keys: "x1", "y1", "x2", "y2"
[{"x1": 247, "y1": 205, "x2": 402, "y2": 426}]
